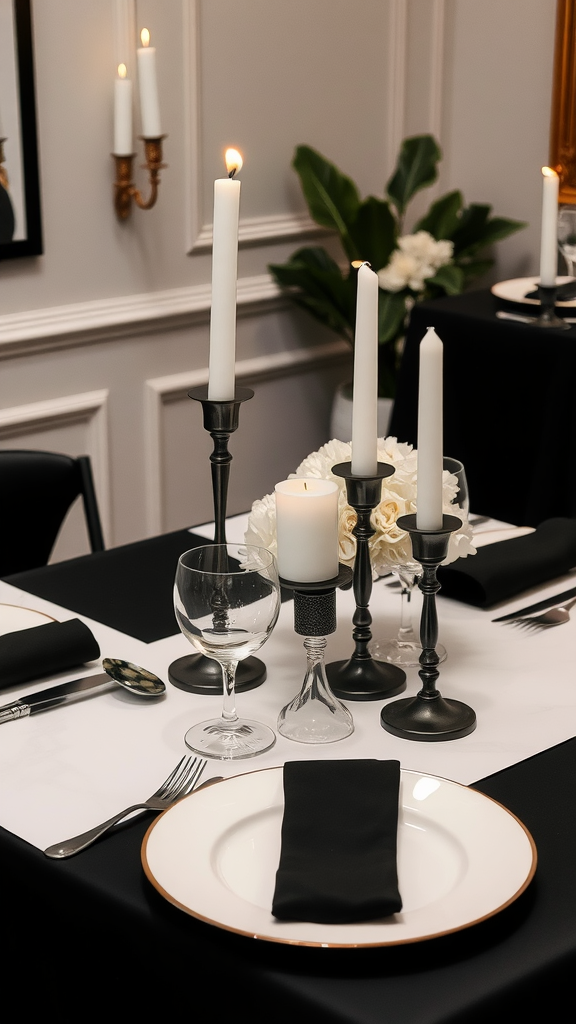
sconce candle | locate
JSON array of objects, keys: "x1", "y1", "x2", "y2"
[
  {"x1": 207, "y1": 148, "x2": 242, "y2": 401},
  {"x1": 275, "y1": 478, "x2": 339, "y2": 583},
  {"x1": 113, "y1": 64, "x2": 133, "y2": 156},
  {"x1": 416, "y1": 327, "x2": 443, "y2": 531},
  {"x1": 540, "y1": 166, "x2": 559, "y2": 287},
  {"x1": 137, "y1": 29, "x2": 161, "y2": 138},
  {"x1": 351, "y1": 261, "x2": 378, "y2": 476}
]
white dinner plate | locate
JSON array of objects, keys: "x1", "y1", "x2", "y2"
[
  {"x1": 142, "y1": 766, "x2": 536, "y2": 948},
  {"x1": 491, "y1": 275, "x2": 576, "y2": 307},
  {"x1": 0, "y1": 603, "x2": 55, "y2": 636}
]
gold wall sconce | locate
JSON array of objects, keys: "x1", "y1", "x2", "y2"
[
  {"x1": 112, "y1": 29, "x2": 166, "y2": 219},
  {"x1": 113, "y1": 135, "x2": 166, "y2": 219}
]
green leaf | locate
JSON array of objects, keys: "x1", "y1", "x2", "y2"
[
  {"x1": 455, "y1": 257, "x2": 494, "y2": 285},
  {"x1": 349, "y1": 196, "x2": 397, "y2": 271},
  {"x1": 414, "y1": 190, "x2": 463, "y2": 240},
  {"x1": 425, "y1": 264, "x2": 465, "y2": 295},
  {"x1": 454, "y1": 214, "x2": 527, "y2": 258},
  {"x1": 378, "y1": 289, "x2": 407, "y2": 345},
  {"x1": 269, "y1": 247, "x2": 355, "y2": 342},
  {"x1": 386, "y1": 135, "x2": 441, "y2": 216},
  {"x1": 293, "y1": 146, "x2": 361, "y2": 260}
]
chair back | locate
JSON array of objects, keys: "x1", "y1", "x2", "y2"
[{"x1": 0, "y1": 450, "x2": 104, "y2": 576}]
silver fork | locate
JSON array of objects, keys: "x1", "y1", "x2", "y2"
[
  {"x1": 510, "y1": 597, "x2": 576, "y2": 632},
  {"x1": 44, "y1": 755, "x2": 207, "y2": 859}
]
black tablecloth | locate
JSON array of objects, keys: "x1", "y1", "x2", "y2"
[
  {"x1": 390, "y1": 289, "x2": 576, "y2": 527},
  {"x1": 2, "y1": 531, "x2": 575, "y2": 1019}
]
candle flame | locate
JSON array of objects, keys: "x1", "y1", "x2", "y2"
[
  {"x1": 225, "y1": 148, "x2": 243, "y2": 177},
  {"x1": 117, "y1": 63, "x2": 127, "y2": 79},
  {"x1": 351, "y1": 260, "x2": 371, "y2": 269},
  {"x1": 140, "y1": 28, "x2": 150, "y2": 47},
  {"x1": 542, "y1": 166, "x2": 558, "y2": 178}
]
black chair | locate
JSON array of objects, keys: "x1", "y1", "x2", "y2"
[{"x1": 0, "y1": 450, "x2": 105, "y2": 576}]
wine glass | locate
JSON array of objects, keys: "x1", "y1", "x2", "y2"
[
  {"x1": 558, "y1": 206, "x2": 576, "y2": 277},
  {"x1": 371, "y1": 458, "x2": 469, "y2": 667},
  {"x1": 174, "y1": 543, "x2": 280, "y2": 759}
]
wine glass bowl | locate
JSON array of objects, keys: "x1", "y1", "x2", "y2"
[
  {"x1": 371, "y1": 457, "x2": 468, "y2": 667},
  {"x1": 174, "y1": 544, "x2": 280, "y2": 759}
]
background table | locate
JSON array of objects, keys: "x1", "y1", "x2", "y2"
[
  {"x1": 390, "y1": 289, "x2": 576, "y2": 527},
  {"x1": 1, "y1": 528, "x2": 574, "y2": 1019}
]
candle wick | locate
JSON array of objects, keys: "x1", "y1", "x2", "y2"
[
  {"x1": 304, "y1": 482, "x2": 308, "y2": 490},
  {"x1": 228, "y1": 168, "x2": 236, "y2": 179}
]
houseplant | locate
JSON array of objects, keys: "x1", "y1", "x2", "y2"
[{"x1": 269, "y1": 135, "x2": 525, "y2": 403}]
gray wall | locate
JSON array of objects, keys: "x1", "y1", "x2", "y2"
[{"x1": 0, "y1": 0, "x2": 557, "y2": 560}]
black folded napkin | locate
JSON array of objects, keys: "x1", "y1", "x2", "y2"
[
  {"x1": 524, "y1": 281, "x2": 576, "y2": 301},
  {"x1": 272, "y1": 759, "x2": 402, "y2": 924},
  {"x1": 437, "y1": 517, "x2": 576, "y2": 608},
  {"x1": 0, "y1": 618, "x2": 100, "y2": 689}
]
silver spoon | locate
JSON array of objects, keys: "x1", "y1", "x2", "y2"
[{"x1": 102, "y1": 658, "x2": 166, "y2": 697}]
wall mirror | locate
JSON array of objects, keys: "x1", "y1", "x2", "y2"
[{"x1": 0, "y1": 0, "x2": 42, "y2": 259}]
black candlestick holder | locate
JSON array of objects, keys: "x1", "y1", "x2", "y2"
[
  {"x1": 168, "y1": 383, "x2": 267, "y2": 695},
  {"x1": 278, "y1": 566, "x2": 355, "y2": 743},
  {"x1": 380, "y1": 513, "x2": 476, "y2": 741},
  {"x1": 325, "y1": 462, "x2": 406, "y2": 701},
  {"x1": 534, "y1": 284, "x2": 571, "y2": 329}
]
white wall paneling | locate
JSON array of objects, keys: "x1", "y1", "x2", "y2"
[
  {"x1": 0, "y1": 390, "x2": 111, "y2": 561},
  {"x1": 144, "y1": 339, "x2": 350, "y2": 536}
]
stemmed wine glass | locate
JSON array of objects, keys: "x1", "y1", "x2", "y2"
[
  {"x1": 174, "y1": 543, "x2": 280, "y2": 759},
  {"x1": 558, "y1": 206, "x2": 576, "y2": 277},
  {"x1": 371, "y1": 458, "x2": 469, "y2": 667}
]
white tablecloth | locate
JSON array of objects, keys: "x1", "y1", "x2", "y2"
[{"x1": 0, "y1": 516, "x2": 573, "y2": 851}]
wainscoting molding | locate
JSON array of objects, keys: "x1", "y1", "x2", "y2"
[
  {"x1": 183, "y1": 0, "x2": 324, "y2": 254},
  {"x1": 0, "y1": 389, "x2": 111, "y2": 538},
  {"x1": 0, "y1": 273, "x2": 283, "y2": 359},
  {"x1": 143, "y1": 338, "x2": 350, "y2": 535}
]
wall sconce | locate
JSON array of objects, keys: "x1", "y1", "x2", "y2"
[{"x1": 112, "y1": 28, "x2": 166, "y2": 219}]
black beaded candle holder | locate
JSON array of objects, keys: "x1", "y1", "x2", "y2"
[
  {"x1": 278, "y1": 566, "x2": 354, "y2": 743},
  {"x1": 168, "y1": 383, "x2": 267, "y2": 695},
  {"x1": 534, "y1": 284, "x2": 571, "y2": 329},
  {"x1": 325, "y1": 462, "x2": 406, "y2": 701},
  {"x1": 380, "y1": 513, "x2": 476, "y2": 741}
]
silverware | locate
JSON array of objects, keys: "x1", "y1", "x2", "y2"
[
  {"x1": 496, "y1": 310, "x2": 576, "y2": 325},
  {"x1": 492, "y1": 584, "x2": 576, "y2": 623},
  {"x1": 508, "y1": 597, "x2": 576, "y2": 632},
  {"x1": 0, "y1": 659, "x2": 165, "y2": 725},
  {"x1": 44, "y1": 755, "x2": 207, "y2": 859}
]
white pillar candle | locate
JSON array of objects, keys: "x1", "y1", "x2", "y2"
[
  {"x1": 208, "y1": 149, "x2": 242, "y2": 401},
  {"x1": 416, "y1": 327, "x2": 443, "y2": 531},
  {"x1": 351, "y1": 262, "x2": 378, "y2": 476},
  {"x1": 137, "y1": 29, "x2": 161, "y2": 138},
  {"x1": 275, "y1": 479, "x2": 339, "y2": 583},
  {"x1": 113, "y1": 64, "x2": 133, "y2": 156},
  {"x1": 540, "y1": 166, "x2": 559, "y2": 288}
]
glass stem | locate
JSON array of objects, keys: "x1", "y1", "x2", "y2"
[
  {"x1": 220, "y1": 661, "x2": 239, "y2": 724},
  {"x1": 398, "y1": 586, "x2": 416, "y2": 641}
]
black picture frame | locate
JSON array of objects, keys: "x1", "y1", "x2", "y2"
[{"x1": 0, "y1": 0, "x2": 42, "y2": 260}]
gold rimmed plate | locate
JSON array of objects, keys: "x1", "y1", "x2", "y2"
[
  {"x1": 0, "y1": 603, "x2": 56, "y2": 636},
  {"x1": 142, "y1": 766, "x2": 536, "y2": 948}
]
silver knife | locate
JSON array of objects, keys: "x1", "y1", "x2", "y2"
[
  {"x1": 0, "y1": 673, "x2": 112, "y2": 724},
  {"x1": 492, "y1": 584, "x2": 576, "y2": 623}
]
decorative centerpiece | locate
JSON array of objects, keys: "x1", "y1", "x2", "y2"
[{"x1": 269, "y1": 134, "x2": 525, "y2": 400}]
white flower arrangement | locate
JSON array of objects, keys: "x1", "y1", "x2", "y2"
[
  {"x1": 245, "y1": 437, "x2": 476, "y2": 577},
  {"x1": 376, "y1": 232, "x2": 454, "y2": 294}
]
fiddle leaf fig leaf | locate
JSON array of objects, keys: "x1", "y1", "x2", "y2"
[
  {"x1": 386, "y1": 135, "x2": 441, "y2": 216},
  {"x1": 293, "y1": 146, "x2": 361, "y2": 260}
]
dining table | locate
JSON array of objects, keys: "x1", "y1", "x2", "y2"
[
  {"x1": 389, "y1": 287, "x2": 576, "y2": 527},
  {"x1": 0, "y1": 513, "x2": 574, "y2": 1020}
]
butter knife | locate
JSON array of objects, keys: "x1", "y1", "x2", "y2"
[
  {"x1": 0, "y1": 672, "x2": 112, "y2": 724},
  {"x1": 492, "y1": 584, "x2": 576, "y2": 623}
]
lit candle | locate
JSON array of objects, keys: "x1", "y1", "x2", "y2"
[
  {"x1": 416, "y1": 327, "x2": 443, "y2": 531},
  {"x1": 275, "y1": 479, "x2": 339, "y2": 583},
  {"x1": 208, "y1": 148, "x2": 242, "y2": 401},
  {"x1": 540, "y1": 166, "x2": 559, "y2": 288},
  {"x1": 351, "y1": 261, "x2": 378, "y2": 476},
  {"x1": 113, "y1": 64, "x2": 132, "y2": 156},
  {"x1": 137, "y1": 28, "x2": 161, "y2": 138}
]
